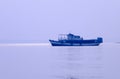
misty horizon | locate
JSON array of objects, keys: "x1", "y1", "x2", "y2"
[{"x1": 0, "y1": 0, "x2": 120, "y2": 42}]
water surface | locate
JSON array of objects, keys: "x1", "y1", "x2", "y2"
[{"x1": 0, "y1": 43, "x2": 120, "y2": 79}]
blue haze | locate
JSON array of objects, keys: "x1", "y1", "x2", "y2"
[
  {"x1": 0, "y1": 0, "x2": 120, "y2": 42},
  {"x1": 0, "y1": 1, "x2": 120, "y2": 79},
  {"x1": 0, "y1": 43, "x2": 120, "y2": 79}
]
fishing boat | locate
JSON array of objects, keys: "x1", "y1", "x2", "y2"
[{"x1": 49, "y1": 33, "x2": 103, "y2": 46}]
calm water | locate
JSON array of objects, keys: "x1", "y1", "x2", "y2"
[{"x1": 0, "y1": 43, "x2": 120, "y2": 79}]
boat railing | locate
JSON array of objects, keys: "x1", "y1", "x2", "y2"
[
  {"x1": 58, "y1": 34, "x2": 82, "y2": 41},
  {"x1": 58, "y1": 34, "x2": 68, "y2": 40}
]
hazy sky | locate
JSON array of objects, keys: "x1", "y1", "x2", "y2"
[{"x1": 0, "y1": 0, "x2": 120, "y2": 42}]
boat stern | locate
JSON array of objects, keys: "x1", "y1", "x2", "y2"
[{"x1": 97, "y1": 37, "x2": 103, "y2": 43}]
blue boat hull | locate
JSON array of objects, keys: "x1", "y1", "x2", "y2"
[{"x1": 49, "y1": 40, "x2": 100, "y2": 46}]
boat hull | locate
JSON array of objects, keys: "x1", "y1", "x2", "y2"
[{"x1": 49, "y1": 40, "x2": 100, "y2": 46}]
